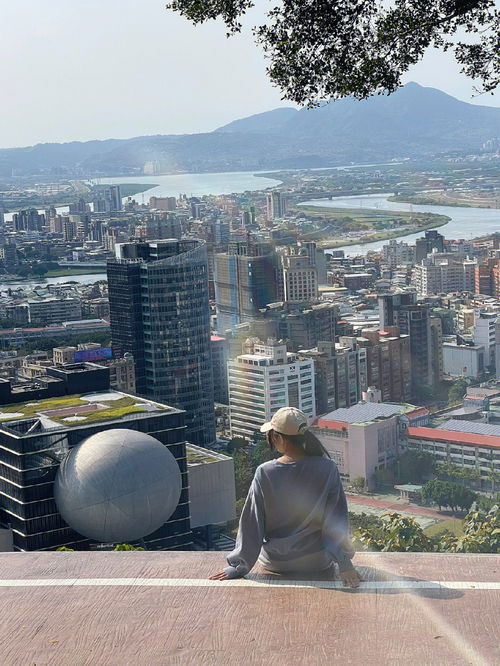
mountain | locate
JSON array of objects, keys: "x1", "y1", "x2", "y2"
[{"x1": 1, "y1": 83, "x2": 499, "y2": 177}]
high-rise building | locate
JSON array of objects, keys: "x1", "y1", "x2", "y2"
[
  {"x1": 93, "y1": 186, "x2": 122, "y2": 213},
  {"x1": 226, "y1": 301, "x2": 337, "y2": 357},
  {"x1": 281, "y1": 242, "x2": 319, "y2": 302},
  {"x1": 382, "y1": 239, "x2": 415, "y2": 268},
  {"x1": 266, "y1": 191, "x2": 287, "y2": 222},
  {"x1": 214, "y1": 239, "x2": 280, "y2": 332},
  {"x1": 379, "y1": 292, "x2": 433, "y2": 390},
  {"x1": 228, "y1": 339, "x2": 316, "y2": 440},
  {"x1": 473, "y1": 311, "x2": 498, "y2": 370},
  {"x1": 107, "y1": 240, "x2": 216, "y2": 447},
  {"x1": 211, "y1": 335, "x2": 229, "y2": 405},
  {"x1": 357, "y1": 327, "x2": 411, "y2": 403},
  {"x1": 415, "y1": 230, "x2": 444, "y2": 263},
  {"x1": 12, "y1": 209, "x2": 44, "y2": 232},
  {"x1": 413, "y1": 252, "x2": 476, "y2": 296}
]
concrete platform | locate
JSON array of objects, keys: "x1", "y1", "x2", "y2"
[{"x1": 0, "y1": 552, "x2": 498, "y2": 665}]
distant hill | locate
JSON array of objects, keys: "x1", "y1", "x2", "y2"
[{"x1": 1, "y1": 83, "x2": 499, "y2": 177}]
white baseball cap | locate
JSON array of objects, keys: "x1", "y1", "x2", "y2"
[{"x1": 260, "y1": 407, "x2": 309, "y2": 436}]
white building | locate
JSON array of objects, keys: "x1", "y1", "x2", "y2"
[
  {"x1": 442, "y1": 341, "x2": 485, "y2": 379},
  {"x1": 382, "y1": 239, "x2": 415, "y2": 268},
  {"x1": 228, "y1": 339, "x2": 316, "y2": 440},
  {"x1": 473, "y1": 311, "x2": 498, "y2": 370},
  {"x1": 413, "y1": 253, "x2": 477, "y2": 296},
  {"x1": 186, "y1": 445, "x2": 236, "y2": 528},
  {"x1": 281, "y1": 242, "x2": 319, "y2": 302}
]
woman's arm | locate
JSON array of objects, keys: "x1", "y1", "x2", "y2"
[
  {"x1": 210, "y1": 473, "x2": 266, "y2": 580},
  {"x1": 322, "y1": 464, "x2": 356, "y2": 572}
]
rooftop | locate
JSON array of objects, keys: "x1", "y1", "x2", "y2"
[
  {"x1": 317, "y1": 402, "x2": 417, "y2": 426},
  {"x1": 0, "y1": 552, "x2": 497, "y2": 665},
  {"x1": 407, "y1": 426, "x2": 500, "y2": 449},
  {"x1": 186, "y1": 444, "x2": 231, "y2": 465},
  {"x1": 441, "y1": 419, "x2": 500, "y2": 438},
  {"x1": 0, "y1": 391, "x2": 176, "y2": 432}
]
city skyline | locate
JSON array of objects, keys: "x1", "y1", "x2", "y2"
[{"x1": 1, "y1": 0, "x2": 500, "y2": 149}]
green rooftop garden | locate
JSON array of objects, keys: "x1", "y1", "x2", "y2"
[{"x1": 0, "y1": 394, "x2": 167, "y2": 427}]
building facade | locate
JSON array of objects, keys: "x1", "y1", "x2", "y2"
[
  {"x1": 107, "y1": 240, "x2": 216, "y2": 447},
  {"x1": 214, "y1": 240, "x2": 280, "y2": 333},
  {"x1": 228, "y1": 340, "x2": 316, "y2": 440}
]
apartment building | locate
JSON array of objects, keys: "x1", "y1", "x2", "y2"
[{"x1": 228, "y1": 339, "x2": 316, "y2": 440}]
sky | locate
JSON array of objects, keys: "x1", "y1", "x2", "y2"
[{"x1": 1, "y1": 0, "x2": 499, "y2": 149}]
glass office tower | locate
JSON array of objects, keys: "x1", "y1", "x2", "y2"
[{"x1": 108, "y1": 240, "x2": 216, "y2": 447}]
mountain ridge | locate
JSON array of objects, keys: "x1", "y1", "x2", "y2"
[{"x1": 1, "y1": 83, "x2": 499, "y2": 177}]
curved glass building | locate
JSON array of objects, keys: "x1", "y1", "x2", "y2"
[{"x1": 108, "y1": 240, "x2": 216, "y2": 447}]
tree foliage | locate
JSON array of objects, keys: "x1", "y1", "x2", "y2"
[
  {"x1": 356, "y1": 512, "x2": 434, "y2": 552},
  {"x1": 397, "y1": 450, "x2": 436, "y2": 484},
  {"x1": 448, "y1": 378, "x2": 468, "y2": 405},
  {"x1": 439, "y1": 506, "x2": 499, "y2": 553},
  {"x1": 422, "y1": 479, "x2": 477, "y2": 511},
  {"x1": 167, "y1": 0, "x2": 500, "y2": 105}
]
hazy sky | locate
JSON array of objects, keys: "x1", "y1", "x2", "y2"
[{"x1": 1, "y1": 0, "x2": 499, "y2": 149}]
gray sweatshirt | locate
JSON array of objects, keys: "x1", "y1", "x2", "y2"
[{"x1": 225, "y1": 456, "x2": 355, "y2": 578}]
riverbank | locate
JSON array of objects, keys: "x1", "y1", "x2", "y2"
[
  {"x1": 388, "y1": 192, "x2": 500, "y2": 209},
  {"x1": 296, "y1": 202, "x2": 450, "y2": 249},
  {"x1": 44, "y1": 268, "x2": 107, "y2": 278}
]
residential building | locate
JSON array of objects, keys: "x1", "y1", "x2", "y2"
[
  {"x1": 357, "y1": 327, "x2": 411, "y2": 403},
  {"x1": 379, "y1": 292, "x2": 433, "y2": 390},
  {"x1": 281, "y1": 242, "x2": 319, "y2": 302},
  {"x1": 413, "y1": 253, "x2": 476, "y2": 296},
  {"x1": 415, "y1": 230, "x2": 444, "y2": 263},
  {"x1": 107, "y1": 239, "x2": 216, "y2": 447},
  {"x1": 473, "y1": 311, "x2": 498, "y2": 370},
  {"x1": 382, "y1": 240, "x2": 415, "y2": 268},
  {"x1": 228, "y1": 339, "x2": 316, "y2": 440},
  {"x1": 12, "y1": 209, "x2": 44, "y2": 233},
  {"x1": 266, "y1": 191, "x2": 287, "y2": 222}
]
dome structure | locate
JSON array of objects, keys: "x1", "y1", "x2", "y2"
[{"x1": 54, "y1": 429, "x2": 182, "y2": 543}]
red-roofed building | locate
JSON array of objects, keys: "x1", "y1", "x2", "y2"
[{"x1": 405, "y1": 426, "x2": 500, "y2": 490}]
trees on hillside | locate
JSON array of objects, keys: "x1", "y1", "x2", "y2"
[{"x1": 167, "y1": 0, "x2": 500, "y2": 105}]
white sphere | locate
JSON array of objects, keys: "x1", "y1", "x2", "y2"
[{"x1": 54, "y1": 428, "x2": 182, "y2": 543}]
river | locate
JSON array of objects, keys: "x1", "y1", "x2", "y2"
[
  {"x1": 99, "y1": 170, "x2": 283, "y2": 200},
  {"x1": 299, "y1": 193, "x2": 500, "y2": 256}
]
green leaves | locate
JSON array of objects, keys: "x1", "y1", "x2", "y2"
[{"x1": 167, "y1": 0, "x2": 500, "y2": 104}]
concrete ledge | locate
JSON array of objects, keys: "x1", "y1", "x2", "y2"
[{"x1": 0, "y1": 552, "x2": 498, "y2": 665}]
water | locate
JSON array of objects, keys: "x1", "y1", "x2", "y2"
[
  {"x1": 99, "y1": 170, "x2": 283, "y2": 200},
  {"x1": 2, "y1": 273, "x2": 107, "y2": 291},
  {"x1": 299, "y1": 193, "x2": 500, "y2": 255}
]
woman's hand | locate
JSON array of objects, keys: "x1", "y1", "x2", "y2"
[
  {"x1": 208, "y1": 570, "x2": 231, "y2": 581},
  {"x1": 340, "y1": 568, "x2": 362, "y2": 588}
]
